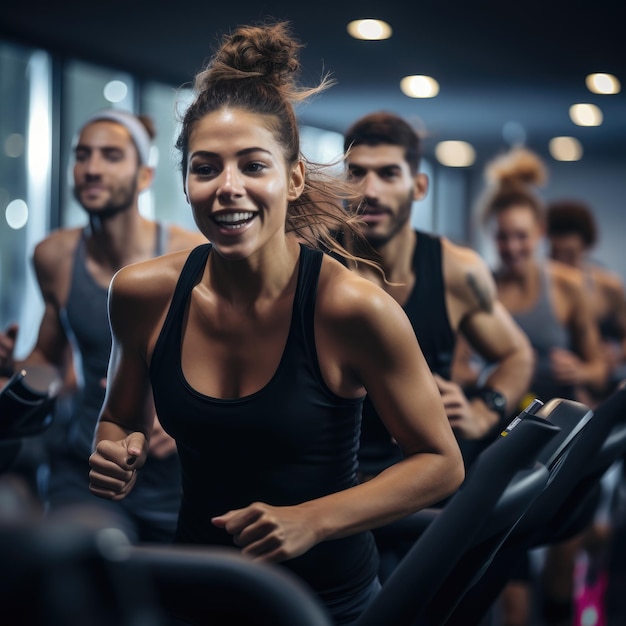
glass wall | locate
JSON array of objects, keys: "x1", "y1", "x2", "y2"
[
  {"x1": 0, "y1": 43, "x2": 52, "y2": 358},
  {"x1": 141, "y1": 81, "x2": 197, "y2": 231}
]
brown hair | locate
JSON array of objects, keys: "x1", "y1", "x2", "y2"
[
  {"x1": 479, "y1": 147, "x2": 547, "y2": 224},
  {"x1": 175, "y1": 19, "x2": 369, "y2": 261},
  {"x1": 343, "y1": 111, "x2": 422, "y2": 175},
  {"x1": 546, "y1": 199, "x2": 598, "y2": 248}
]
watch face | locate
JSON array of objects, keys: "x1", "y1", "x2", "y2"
[
  {"x1": 491, "y1": 392, "x2": 507, "y2": 409},
  {"x1": 482, "y1": 389, "x2": 506, "y2": 412}
]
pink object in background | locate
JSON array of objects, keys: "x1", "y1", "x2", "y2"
[{"x1": 574, "y1": 553, "x2": 608, "y2": 626}]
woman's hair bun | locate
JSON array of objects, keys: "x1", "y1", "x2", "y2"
[
  {"x1": 484, "y1": 146, "x2": 547, "y2": 189},
  {"x1": 196, "y1": 20, "x2": 302, "y2": 91}
]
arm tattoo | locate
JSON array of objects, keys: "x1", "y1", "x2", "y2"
[{"x1": 466, "y1": 272, "x2": 493, "y2": 313}]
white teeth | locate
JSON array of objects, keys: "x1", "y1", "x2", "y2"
[{"x1": 214, "y1": 211, "x2": 255, "y2": 224}]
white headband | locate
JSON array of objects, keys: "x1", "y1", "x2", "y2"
[{"x1": 79, "y1": 109, "x2": 152, "y2": 165}]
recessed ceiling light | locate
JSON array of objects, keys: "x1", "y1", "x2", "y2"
[
  {"x1": 400, "y1": 75, "x2": 440, "y2": 98},
  {"x1": 569, "y1": 103, "x2": 603, "y2": 127},
  {"x1": 346, "y1": 19, "x2": 392, "y2": 41},
  {"x1": 549, "y1": 136, "x2": 583, "y2": 161},
  {"x1": 435, "y1": 141, "x2": 476, "y2": 167},
  {"x1": 5, "y1": 198, "x2": 29, "y2": 230},
  {"x1": 103, "y1": 80, "x2": 128, "y2": 103},
  {"x1": 585, "y1": 73, "x2": 621, "y2": 95}
]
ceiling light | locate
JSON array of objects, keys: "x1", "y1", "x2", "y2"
[
  {"x1": 585, "y1": 73, "x2": 621, "y2": 95},
  {"x1": 5, "y1": 198, "x2": 29, "y2": 229},
  {"x1": 435, "y1": 141, "x2": 476, "y2": 167},
  {"x1": 569, "y1": 103, "x2": 603, "y2": 126},
  {"x1": 400, "y1": 75, "x2": 440, "y2": 98},
  {"x1": 103, "y1": 80, "x2": 129, "y2": 103},
  {"x1": 346, "y1": 19, "x2": 392, "y2": 41},
  {"x1": 549, "y1": 136, "x2": 583, "y2": 161}
]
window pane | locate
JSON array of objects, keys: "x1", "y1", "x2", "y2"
[
  {"x1": 0, "y1": 43, "x2": 52, "y2": 357},
  {"x1": 141, "y1": 81, "x2": 198, "y2": 231}
]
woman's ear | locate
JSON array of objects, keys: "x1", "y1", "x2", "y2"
[{"x1": 288, "y1": 160, "x2": 306, "y2": 201}]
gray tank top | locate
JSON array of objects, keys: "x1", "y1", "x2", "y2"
[
  {"x1": 61, "y1": 224, "x2": 167, "y2": 455},
  {"x1": 511, "y1": 266, "x2": 576, "y2": 402}
]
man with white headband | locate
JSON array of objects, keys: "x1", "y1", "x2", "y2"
[{"x1": 0, "y1": 109, "x2": 207, "y2": 542}]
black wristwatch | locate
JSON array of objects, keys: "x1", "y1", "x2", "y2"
[{"x1": 475, "y1": 387, "x2": 508, "y2": 420}]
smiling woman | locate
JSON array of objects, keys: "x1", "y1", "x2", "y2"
[
  {"x1": 87, "y1": 19, "x2": 464, "y2": 625},
  {"x1": 183, "y1": 107, "x2": 299, "y2": 260},
  {"x1": 477, "y1": 146, "x2": 609, "y2": 625}
]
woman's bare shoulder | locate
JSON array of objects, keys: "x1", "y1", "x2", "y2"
[
  {"x1": 111, "y1": 248, "x2": 196, "y2": 301},
  {"x1": 550, "y1": 259, "x2": 585, "y2": 291},
  {"x1": 315, "y1": 253, "x2": 423, "y2": 379},
  {"x1": 317, "y1": 253, "x2": 409, "y2": 329}
]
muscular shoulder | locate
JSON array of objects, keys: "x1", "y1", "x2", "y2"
[
  {"x1": 165, "y1": 224, "x2": 208, "y2": 253},
  {"x1": 32, "y1": 227, "x2": 81, "y2": 270},
  {"x1": 111, "y1": 248, "x2": 192, "y2": 303},
  {"x1": 109, "y1": 248, "x2": 197, "y2": 346},
  {"x1": 316, "y1": 254, "x2": 413, "y2": 342},
  {"x1": 32, "y1": 228, "x2": 82, "y2": 299},
  {"x1": 441, "y1": 237, "x2": 497, "y2": 316}
]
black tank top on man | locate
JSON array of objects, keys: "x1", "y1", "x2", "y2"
[
  {"x1": 358, "y1": 230, "x2": 456, "y2": 477},
  {"x1": 150, "y1": 243, "x2": 379, "y2": 605}
]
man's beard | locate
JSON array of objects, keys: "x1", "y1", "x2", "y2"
[
  {"x1": 73, "y1": 179, "x2": 137, "y2": 220},
  {"x1": 362, "y1": 190, "x2": 414, "y2": 250}
]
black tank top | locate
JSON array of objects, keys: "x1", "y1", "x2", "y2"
[
  {"x1": 150, "y1": 243, "x2": 378, "y2": 601},
  {"x1": 358, "y1": 231, "x2": 456, "y2": 476}
]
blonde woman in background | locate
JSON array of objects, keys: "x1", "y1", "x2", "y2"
[{"x1": 478, "y1": 146, "x2": 607, "y2": 626}]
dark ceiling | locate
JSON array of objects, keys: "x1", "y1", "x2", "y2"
[{"x1": 1, "y1": 1, "x2": 625, "y2": 167}]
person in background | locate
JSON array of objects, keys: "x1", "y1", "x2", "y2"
[
  {"x1": 0, "y1": 109, "x2": 207, "y2": 543},
  {"x1": 478, "y1": 146, "x2": 608, "y2": 626},
  {"x1": 339, "y1": 110, "x2": 534, "y2": 580},
  {"x1": 479, "y1": 147, "x2": 607, "y2": 407},
  {"x1": 546, "y1": 197, "x2": 626, "y2": 626},
  {"x1": 547, "y1": 198, "x2": 626, "y2": 405},
  {"x1": 87, "y1": 21, "x2": 464, "y2": 626}
]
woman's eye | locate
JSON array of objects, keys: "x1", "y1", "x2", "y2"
[
  {"x1": 193, "y1": 164, "x2": 215, "y2": 176},
  {"x1": 245, "y1": 162, "x2": 265, "y2": 173}
]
